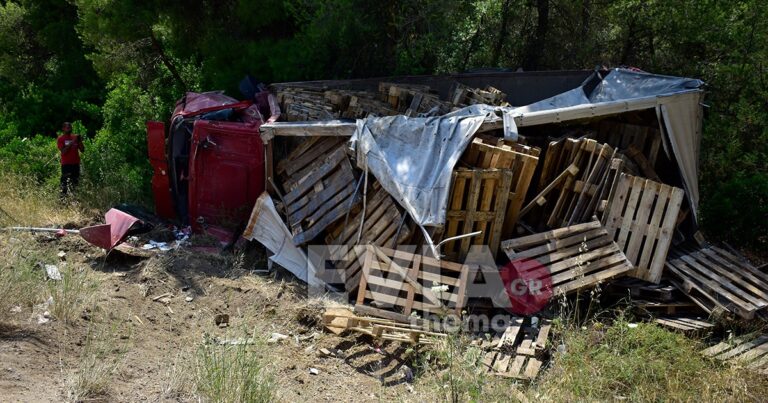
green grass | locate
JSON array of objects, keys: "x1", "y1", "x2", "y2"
[
  {"x1": 195, "y1": 332, "x2": 276, "y2": 403},
  {"x1": 535, "y1": 318, "x2": 768, "y2": 401}
]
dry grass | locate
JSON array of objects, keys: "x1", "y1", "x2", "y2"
[
  {"x1": 66, "y1": 324, "x2": 129, "y2": 402},
  {"x1": 194, "y1": 331, "x2": 276, "y2": 403},
  {"x1": 0, "y1": 169, "x2": 87, "y2": 228}
]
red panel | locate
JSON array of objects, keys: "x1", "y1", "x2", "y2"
[
  {"x1": 187, "y1": 120, "x2": 265, "y2": 235},
  {"x1": 146, "y1": 121, "x2": 176, "y2": 220}
]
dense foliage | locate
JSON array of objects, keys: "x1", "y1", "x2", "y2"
[{"x1": 0, "y1": 0, "x2": 765, "y2": 247}]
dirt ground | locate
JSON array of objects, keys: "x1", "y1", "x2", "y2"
[{"x1": 0, "y1": 234, "x2": 437, "y2": 402}]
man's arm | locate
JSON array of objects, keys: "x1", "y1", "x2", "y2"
[{"x1": 76, "y1": 135, "x2": 84, "y2": 152}]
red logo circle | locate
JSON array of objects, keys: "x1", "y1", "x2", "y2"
[{"x1": 499, "y1": 258, "x2": 552, "y2": 315}]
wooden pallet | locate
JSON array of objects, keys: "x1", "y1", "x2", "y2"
[
  {"x1": 596, "y1": 120, "x2": 662, "y2": 167},
  {"x1": 633, "y1": 300, "x2": 701, "y2": 315},
  {"x1": 501, "y1": 221, "x2": 634, "y2": 296},
  {"x1": 479, "y1": 317, "x2": 552, "y2": 380},
  {"x1": 605, "y1": 277, "x2": 678, "y2": 302},
  {"x1": 355, "y1": 246, "x2": 473, "y2": 317},
  {"x1": 526, "y1": 138, "x2": 624, "y2": 229},
  {"x1": 450, "y1": 82, "x2": 507, "y2": 106},
  {"x1": 326, "y1": 182, "x2": 414, "y2": 292},
  {"x1": 654, "y1": 316, "x2": 714, "y2": 333},
  {"x1": 322, "y1": 307, "x2": 445, "y2": 344},
  {"x1": 378, "y1": 82, "x2": 451, "y2": 116},
  {"x1": 666, "y1": 245, "x2": 768, "y2": 320},
  {"x1": 702, "y1": 333, "x2": 768, "y2": 374},
  {"x1": 603, "y1": 174, "x2": 684, "y2": 283},
  {"x1": 460, "y1": 134, "x2": 541, "y2": 238},
  {"x1": 282, "y1": 145, "x2": 359, "y2": 245},
  {"x1": 276, "y1": 136, "x2": 346, "y2": 190},
  {"x1": 442, "y1": 169, "x2": 513, "y2": 261}
]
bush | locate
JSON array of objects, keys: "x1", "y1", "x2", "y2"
[{"x1": 700, "y1": 173, "x2": 768, "y2": 250}]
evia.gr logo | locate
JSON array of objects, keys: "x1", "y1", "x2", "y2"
[{"x1": 499, "y1": 258, "x2": 553, "y2": 315}]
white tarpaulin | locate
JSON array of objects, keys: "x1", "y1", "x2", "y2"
[
  {"x1": 351, "y1": 106, "x2": 503, "y2": 228},
  {"x1": 243, "y1": 193, "x2": 311, "y2": 281},
  {"x1": 658, "y1": 91, "x2": 704, "y2": 219}
]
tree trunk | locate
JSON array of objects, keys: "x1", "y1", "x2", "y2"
[
  {"x1": 150, "y1": 31, "x2": 186, "y2": 90},
  {"x1": 491, "y1": 0, "x2": 513, "y2": 66},
  {"x1": 522, "y1": 0, "x2": 549, "y2": 70}
]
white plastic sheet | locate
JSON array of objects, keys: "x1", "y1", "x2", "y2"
[{"x1": 243, "y1": 193, "x2": 311, "y2": 281}]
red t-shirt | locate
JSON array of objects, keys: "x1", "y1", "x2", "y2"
[{"x1": 57, "y1": 134, "x2": 84, "y2": 165}]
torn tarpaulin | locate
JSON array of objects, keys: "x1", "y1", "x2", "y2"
[
  {"x1": 243, "y1": 193, "x2": 311, "y2": 281},
  {"x1": 350, "y1": 105, "x2": 513, "y2": 257},
  {"x1": 351, "y1": 105, "x2": 506, "y2": 228}
]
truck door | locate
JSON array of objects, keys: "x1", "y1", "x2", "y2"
[
  {"x1": 146, "y1": 121, "x2": 176, "y2": 220},
  {"x1": 187, "y1": 120, "x2": 265, "y2": 240}
]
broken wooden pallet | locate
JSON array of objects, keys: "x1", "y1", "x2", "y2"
[
  {"x1": 326, "y1": 182, "x2": 413, "y2": 293},
  {"x1": 596, "y1": 120, "x2": 662, "y2": 167},
  {"x1": 442, "y1": 168, "x2": 513, "y2": 261},
  {"x1": 479, "y1": 317, "x2": 552, "y2": 380},
  {"x1": 526, "y1": 138, "x2": 624, "y2": 229},
  {"x1": 282, "y1": 145, "x2": 359, "y2": 245},
  {"x1": 355, "y1": 246, "x2": 473, "y2": 317},
  {"x1": 666, "y1": 245, "x2": 768, "y2": 320},
  {"x1": 460, "y1": 134, "x2": 541, "y2": 238},
  {"x1": 702, "y1": 333, "x2": 768, "y2": 374},
  {"x1": 322, "y1": 307, "x2": 445, "y2": 345},
  {"x1": 654, "y1": 316, "x2": 714, "y2": 333},
  {"x1": 501, "y1": 221, "x2": 634, "y2": 296},
  {"x1": 603, "y1": 174, "x2": 684, "y2": 284}
]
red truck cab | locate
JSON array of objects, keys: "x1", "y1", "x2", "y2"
[{"x1": 147, "y1": 90, "x2": 279, "y2": 244}]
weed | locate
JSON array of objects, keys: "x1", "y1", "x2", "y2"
[
  {"x1": 0, "y1": 236, "x2": 47, "y2": 319},
  {"x1": 536, "y1": 318, "x2": 768, "y2": 401},
  {"x1": 67, "y1": 324, "x2": 129, "y2": 401},
  {"x1": 194, "y1": 331, "x2": 276, "y2": 403},
  {"x1": 47, "y1": 265, "x2": 98, "y2": 324}
]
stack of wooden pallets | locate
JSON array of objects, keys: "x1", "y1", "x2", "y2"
[{"x1": 281, "y1": 143, "x2": 360, "y2": 245}]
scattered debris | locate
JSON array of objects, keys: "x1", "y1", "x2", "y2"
[
  {"x1": 309, "y1": 367, "x2": 320, "y2": 375},
  {"x1": 268, "y1": 332, "x2": 289, "y2": 343},
  {"x1": 44, "y1": 264, "x2": 62, "y2": 281},
  {"x1": 214, "y1": 314, "x2": 229, "y2": 327},
  {"x1": 478, "y1": 317, "x2": 552, "y2": 380},
  {"x1": 323, "y1": 307, "x2": 445, "y2": 345}
]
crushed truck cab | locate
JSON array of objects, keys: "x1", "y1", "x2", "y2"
[{"x1": 146, "y1": 90, "x2": 278, "y2": 244}]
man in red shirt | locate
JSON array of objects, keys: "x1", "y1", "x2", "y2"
[{"x1": 56, "y1": 122, "x2": 84, "y2": 195}]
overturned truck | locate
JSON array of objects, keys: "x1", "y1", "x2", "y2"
[{"x1": 148, "y1": 68, "x2": 768, "y2": 340}]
